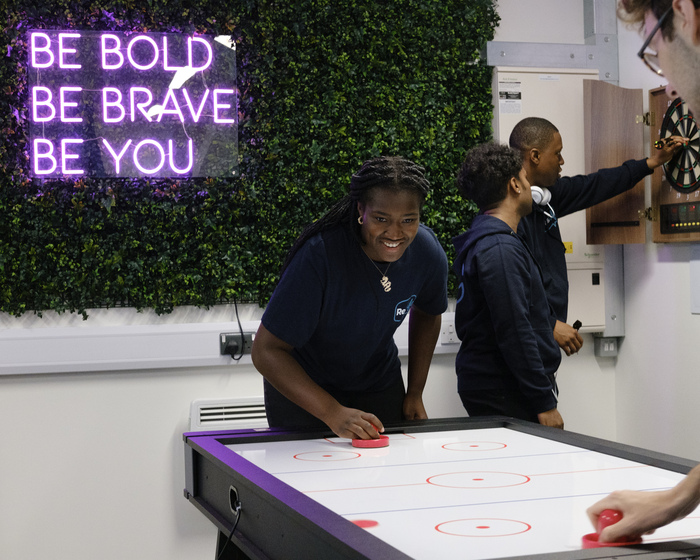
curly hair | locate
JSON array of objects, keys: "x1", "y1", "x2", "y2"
[
  {"x1": 617, "y1": 0, "x2": 700, "y2": 39},
  {"x1": 280, "y1": 156, "x2": 431, "y2": 275},
  {"x1": 457, "y1": 143, "x2": 522, "y2": 211},
  {"x1": 618, "y1": 0, "x2": 659, "y2": 25},
  {"x1": 508, "y1": 117, "x2": 559, "y2": 161}
]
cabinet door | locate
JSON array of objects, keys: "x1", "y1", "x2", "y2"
[{"x1": 584, "y1": 80, "x2": 646, "y2": 244}]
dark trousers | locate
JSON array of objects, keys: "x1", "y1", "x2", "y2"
[
  {"x1": 264, "y1": 376, "x2": 406, "y2": 430},
  {"x1": 459, "y1": 388, "x2": 541, "y2": 424}
]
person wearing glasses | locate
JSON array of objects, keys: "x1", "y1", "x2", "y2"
[
  {"x1": 631, "y1": 0, "x2": 700, "y2": 111},
  {"x1": 509, "y1": 114, "x2": 683, "y2": 358},
  {"x1": 585, "y1": 0, "x2": 700, "y2": 544}
]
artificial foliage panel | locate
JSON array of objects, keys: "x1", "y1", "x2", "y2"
[{"x1": 0, "y1": 0, "x2": 498, "y2": 318}]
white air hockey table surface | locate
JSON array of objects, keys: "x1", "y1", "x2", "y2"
[{"x1": 184, "y1": 417, "x2": 700, "y2": 560}]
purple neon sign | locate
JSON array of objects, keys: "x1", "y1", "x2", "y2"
[{"x1": 28, "y1": 30, "x2": 238, "y2": 178}]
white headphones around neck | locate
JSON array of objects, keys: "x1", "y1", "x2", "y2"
[{"x1": 530, "y1": 186, "x2": 552, "y2": 206}]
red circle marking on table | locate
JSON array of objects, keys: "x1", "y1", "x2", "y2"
[
  {"x1": 427, "y1": 471, "x2": 530, "y2": 489},
  {"x1": 436, "y1": 518, "x2": 531, "y2": 537},
  {"x1": 442, "y1": 441, "x2": 507, "y2": 452},
  {"x1": 294, "y1": 451, "x2": 360, "y2": 461}
]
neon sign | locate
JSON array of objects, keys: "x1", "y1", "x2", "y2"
[{"x1": 28, "y1": 30, "x2": 237, "y2": 178}]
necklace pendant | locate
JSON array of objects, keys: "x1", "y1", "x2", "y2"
[{"x1": 380, "y1": 276, "x2": 391, "y2": 292}]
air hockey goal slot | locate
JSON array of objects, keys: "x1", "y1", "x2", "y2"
[
  {"x1": 216, "y1": 486, "x2": 244, "y2": 559},
  {"x1": 229, "y1": 485, "x2": 241, "y2": 516}
]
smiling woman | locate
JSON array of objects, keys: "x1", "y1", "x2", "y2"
[
  {"x1": 250, "y1": 156, "x2": 450, "y2": 441},
  {"x1": 357, "y1": 189, "x2": 421, "y2": 267}
]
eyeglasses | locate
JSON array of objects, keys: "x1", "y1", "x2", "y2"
[{"x1": 637, "y1": 4, "x2": 673, "y2": 76}]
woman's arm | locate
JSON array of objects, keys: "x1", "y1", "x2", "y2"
[
  {"x1": 404, "y1": 305, "x2": 442, "y2": 420},
  {"x1": 251, "y1": 323, "x2": 383, "y2": 439}
]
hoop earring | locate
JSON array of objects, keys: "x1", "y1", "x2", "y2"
[{"x1": 358, "y1": 216, "x2": 363, "y2": 225}]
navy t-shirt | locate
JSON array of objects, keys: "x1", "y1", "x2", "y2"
[{"x1": 262, "y1": 223, "x2": 448, "y2": 393}]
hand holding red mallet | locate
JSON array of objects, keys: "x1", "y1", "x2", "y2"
[
  {"x1": 582, "y1": 509, "x2": 643, "y2": 548},
  {"x1": 351, "y1": 425, "x2": 390, "y2": 448}
]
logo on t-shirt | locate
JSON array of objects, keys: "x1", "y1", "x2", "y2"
[
  {"x1": 455, "y1": 282, "x2": 464, "y2": 305},
  {"x1": 394, "y1": 296, "x2": 416, "y2": 323}
]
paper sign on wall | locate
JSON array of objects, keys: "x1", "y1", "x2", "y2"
[{"x1": 498, "y1": 80, "x2": 522, "y2": 115}]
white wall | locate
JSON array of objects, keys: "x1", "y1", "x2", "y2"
[
  {"x1": 0, "y1": 364, "x2": 262, "y2": 560},
  {"x1": 3, "y1": 2, "x2": 698, "y2": 559},
  {"x1": 493, "y1": 0, "x2": 584, "y2": 44}
]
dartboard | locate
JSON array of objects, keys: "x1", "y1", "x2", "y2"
[{"x1": 659, "y1": 98, "x2": 700, "y2": 192}]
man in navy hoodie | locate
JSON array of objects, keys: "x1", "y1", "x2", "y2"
[{"x1": 453, "y1": 142, "x2": 563, "y2": 428}]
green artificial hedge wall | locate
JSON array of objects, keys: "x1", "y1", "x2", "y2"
[{"x1": 0, "y1": 0, "x2": 499, "y2": 318}]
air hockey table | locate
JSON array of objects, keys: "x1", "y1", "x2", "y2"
[{"x1": 183, "y1": 416, "x2": 700, "y2": 559}]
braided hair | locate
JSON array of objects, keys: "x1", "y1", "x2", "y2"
[{"x1": 279, "y1": 156, "x2": 431, "y2": 275}]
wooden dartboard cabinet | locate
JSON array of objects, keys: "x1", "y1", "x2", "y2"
[{"x1": 649, "y1": 86, "x2": 700, "y2": 243}]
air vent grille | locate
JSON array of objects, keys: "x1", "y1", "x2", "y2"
[{"x1": 189, "y1": 397, "x2": 268, "y2": 431}]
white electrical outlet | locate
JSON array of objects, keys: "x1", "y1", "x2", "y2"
[
  {"x1": 594, "y1": 336, "x2": 619, "y2": 358},
  {"x1": 440, "y1": 318, "x2": 460, "y2": 345}
]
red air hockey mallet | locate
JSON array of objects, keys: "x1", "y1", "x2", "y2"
[
  {"x1": 352, "y1": 435, "x2": 389, "y2": 448},
  {"x1": 582, "y1": 509, "x2": 643, "y2": 548},
  {"x1": 352, "y1": 425, "x2": 390, "y2": 448}
]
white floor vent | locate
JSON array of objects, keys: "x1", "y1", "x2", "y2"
[{"x1": 189, "y1": 397, "x2": 268, "y2": 431}]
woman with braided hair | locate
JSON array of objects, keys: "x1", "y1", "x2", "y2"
[{"x1": 252, "y1": 156, "x2": 448, "y2": 440}]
